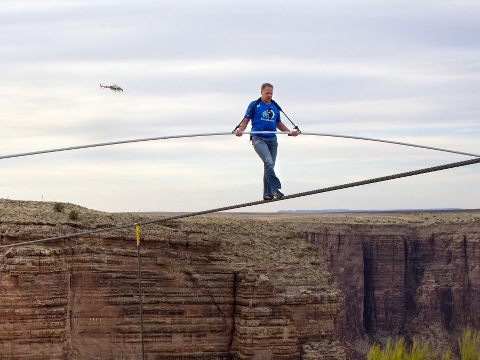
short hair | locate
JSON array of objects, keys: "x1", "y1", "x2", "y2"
[{"x1": 261, "y1": 83, "x2": 273, "y2": 90}]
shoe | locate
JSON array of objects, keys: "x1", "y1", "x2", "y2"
[
  {"x1": 263, "y1": 195, "x2": 274, "y2": 201},
  {"x1": 273, "y1": 190, "x2": 284, "y2": 199}
]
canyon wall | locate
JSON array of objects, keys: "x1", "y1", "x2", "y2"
[
  {"x1": 2, "y1": 201, "x2": 479, "y2": 359},
  {"x1": 303, "y1": 218, "x2": 480, "y2": 358},
  {"x1": 0, "y1": 201, "x2": 344, "y2": 360}
]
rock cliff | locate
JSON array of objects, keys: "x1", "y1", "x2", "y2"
[
  {"x1": 0, "y1": 200, "x2": 344, "y2": 360},
  {"x1": 297, "y1": 211, "x2": 480, "y2": 359},
  {"x1": 2, "y1": 200, "x2": 479, "y2": 359}
]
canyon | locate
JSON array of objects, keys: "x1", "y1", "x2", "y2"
[
  {"x1": 0, "y1": 200, "x2": 479, "y2": 359},
  {"x1": 296, "y1": 214, "x2": 480, "y2": 358}
]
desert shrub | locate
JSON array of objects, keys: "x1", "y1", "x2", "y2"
[
  {"x1": 368, "y1": 338, "x2": 405, "y2": 360},
  {"x1": 368, "y1": 337, "x2": 451, "y2": 360},
  {"x1": 404, "y1": 340, "x2": 431, "y2": 360},
  {"x1": 459, "y1": 327, "x2": 480, "y2": 360},
  {"x1": 69, "y1": 210, "x2": 79, "y2": 221},
  {"x1": 53, "y1": 202, "x2": 65, "y2": 212},
  {"x1": 368, "y1": 328, "x2": 480, "y2": 360}
]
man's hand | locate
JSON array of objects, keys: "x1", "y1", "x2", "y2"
[
  {"x1": 288, "y1": 130, "x2": 299, "y2": 137},
  {"x1": 235, "y1": 129, "x2": 243, "y2": 137}
]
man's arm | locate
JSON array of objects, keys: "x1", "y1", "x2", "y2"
[
  {"x1": 276, "y1": 122, "x2": 298, "y2": 136},
  {"x1": 235, "y1": 118, "x2": 250, "y2": 137}
]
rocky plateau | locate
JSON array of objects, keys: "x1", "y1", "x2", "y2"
[{"x1": 0, "y1": 199, "x2": 479, "y2": 359}]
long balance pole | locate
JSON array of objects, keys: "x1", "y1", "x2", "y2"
[{"x1": 0, "y1": 131, "x2": 478, "y2": 160}]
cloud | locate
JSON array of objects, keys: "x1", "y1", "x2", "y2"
[{"x1": 0, "y1": 0, "x2": 478, "y2": 212}]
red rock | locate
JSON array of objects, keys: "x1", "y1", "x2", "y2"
[{"x1": 0, "y1": 201, "x2": 344, "y2": 359}]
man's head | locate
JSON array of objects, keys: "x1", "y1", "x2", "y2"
[{"x1": 260, "y1": 83, "x2": 273, "y2": 103}]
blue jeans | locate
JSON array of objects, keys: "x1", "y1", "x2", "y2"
[{"x1": 252, "y1": 136, "x2": 282, "y2": 197}]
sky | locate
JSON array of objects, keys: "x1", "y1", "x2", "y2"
[{"x1": 1, "y1": 0, "x2": 479, "y2": 213}]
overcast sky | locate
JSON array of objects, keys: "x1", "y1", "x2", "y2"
[{"x1": 1, "y1": 0, "x2": 479, "y2": 213}]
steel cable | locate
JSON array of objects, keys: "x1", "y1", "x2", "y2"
[{"x1": 1, "y1": 156, "x2": 479, "y2": 250}]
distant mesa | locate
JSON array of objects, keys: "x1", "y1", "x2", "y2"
[{"x1": 278, "y1": 208, "x2": 463, "y2": 213}]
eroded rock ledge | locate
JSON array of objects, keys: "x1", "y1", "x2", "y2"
[
  {"x1": 3, "y1": 200, "x2": 478, "y2": 359},
  {"x1": 0, "y1": 200, "x2": 344, "y2": 359},
  {"x1": 296, "y1": 215, "x2": 480, "y2": 359}
]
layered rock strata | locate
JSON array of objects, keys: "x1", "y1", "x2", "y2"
[
  {"x1": 0, "y1": 200, "x2": 344, "y2": 360},
  {"x1": 301, "y1": 215, "x2": 480, "y2": 359}
]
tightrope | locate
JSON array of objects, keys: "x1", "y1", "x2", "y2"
[
  {"x1": 1, "y1": 131, "x2": 479, "y2": 160},
  {"x1": 1, "y1": 156, "x2": 479, "y2": 249}
]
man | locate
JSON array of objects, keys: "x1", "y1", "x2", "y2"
[{"x1": 235, "y1": 83, "x2": 298, "y2": 200}]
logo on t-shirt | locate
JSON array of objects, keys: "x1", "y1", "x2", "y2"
[{"x1": 262, "y1": 108, "x2": 275, "y2": 122}]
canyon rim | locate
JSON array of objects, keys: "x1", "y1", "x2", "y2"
[{"x1": 0, "y1": 199, "x2": 479, "y2": 359}]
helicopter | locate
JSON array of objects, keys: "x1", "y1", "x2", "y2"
[{"x1": 100, "y1": 84, "x2": 123, "y2": 92}]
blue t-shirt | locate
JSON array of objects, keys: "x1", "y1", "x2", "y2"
[{"x1": 244, "y1": 99, "x2": 281, "y2": 138}]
